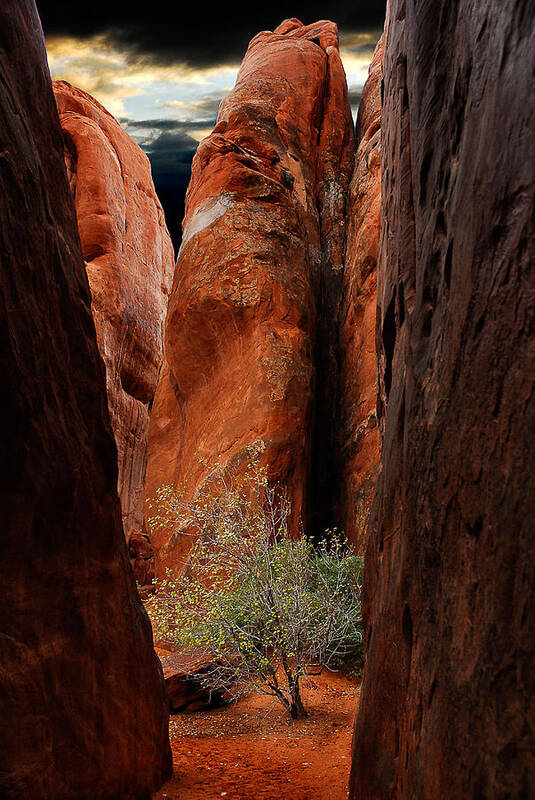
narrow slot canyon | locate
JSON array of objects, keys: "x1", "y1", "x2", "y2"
[{"x1": 1, "y1": 0, "x2": 534, "y2": 799}]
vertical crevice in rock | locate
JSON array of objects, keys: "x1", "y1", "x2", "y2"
[
  {"x1": 308, "y1": 39, "x2": 356, "y2": 541},
  {"x1": 335, "y1": 30, "x2": 385, "y2": 551}
]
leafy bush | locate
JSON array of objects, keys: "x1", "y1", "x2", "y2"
[{"x1": 145, "y1": 461, "x2": 364, "y2": 719}]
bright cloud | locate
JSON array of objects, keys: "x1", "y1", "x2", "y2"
[
  {"x1": 46, "y1": 34, "x2": 239, "y2": 121},
  {"x1": 339, "y1": 30, "x2": 382, "y2": 115}
]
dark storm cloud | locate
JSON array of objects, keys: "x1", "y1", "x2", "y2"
[
  {"x1": 143, "y1": 130, "x2": 199, "y2": 159},
  {"x1": 348, "y1": 88, "x2": 364, "y2": 107},
  {"x1": 344, "y1": 42, "x2": 377, "y2": 56},
  {"x1": 137, "y1": 129, "x2": 199, "y2": 253},
  {"x1": 124, "y1": 118, "x2": 217, "y2": 133},
  {"x1": 37, "y1": 0, "x2": 387, "y2": 67}
]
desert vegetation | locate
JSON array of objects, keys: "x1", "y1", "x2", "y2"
[{"x1": 145, "y1": 462, "x2": 364, "y2": 719}]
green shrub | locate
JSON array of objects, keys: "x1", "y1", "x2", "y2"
[{"x1": 145, "y1": 460, "x2": 364, "y2": 719}]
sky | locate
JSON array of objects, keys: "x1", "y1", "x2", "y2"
[{"x1": 38, "y1": 1, "x2": 387, "y2": 249}]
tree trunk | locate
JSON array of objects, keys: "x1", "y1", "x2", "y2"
[{"x1": 290, "y1": 678, "x2": 307, "y2": 719}]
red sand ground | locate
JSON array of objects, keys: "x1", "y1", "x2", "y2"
[{"x1": 155, "y1": 671, "x2": 360, "y2": 800}]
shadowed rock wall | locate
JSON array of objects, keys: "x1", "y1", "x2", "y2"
[
  {"x1": 351, "y1": 0, "x2": 535, "y2": 797},
  {"x1": 145, "y1": 18, "x2": 354, "y2": 576},
  {"x1": 0, "y1": 2, "x2": 171, "y2": 796},
  {"x1": 337, "y1": 33, "x2": 384, "y2": 552},
  {"x1": 53, "y1": 81, "x2": 175, "y2": 546}
]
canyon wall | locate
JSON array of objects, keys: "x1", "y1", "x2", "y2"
[
  {"x1": 337, "y1": 33, "x2": 384, "y2": 552},
  {"x1": 53, "y1": 81, "x2": 174, "y2": 548},
  {"x1": 351, "y1": 0, "x2": 535, "y2": 797},
  {"x1": 0, "y1": 2, "x2": 171, "y2": 797},
  {"x1": 145, "y1": 18, "x2": 354, "y2": 575}
]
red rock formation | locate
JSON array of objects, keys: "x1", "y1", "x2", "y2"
[
  {"x1": 53, "y1": 81, "x2": 174, "y2": 542},
  {"x1": 0, "y1": 2, "x2": 171, "y2": 797},
  {"x1": 337, "y1": 33, "x2": 384, "y2": 552},
  {"x1": 129, "y1": 531, "x2": 156, "y2": 595},
  {"x1": 351, "y1": 1, "x2": 535, "y2": 797},
  {"x1": 159, "y1": 651, "x2": 232, "y2": 713},
  {"x1": 146, "y1": 19, "x2": 354, "y2": 576}
]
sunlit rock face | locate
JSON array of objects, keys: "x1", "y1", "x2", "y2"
[
  {"x1": 351, "y1": 1, "x2": 535, "y2": 797},
  {"x1": 53, "y1": 81, "x2": 175, "y2": 543},
  {"x1": 145, "y1": 18, "x2": 355, "y2": 577},
  {"x1": 337, "y1": 33, "x2": 384, "y2": 553},
  {"x1": 0, "y1": 2, "x2": 171, "y2": 797}
]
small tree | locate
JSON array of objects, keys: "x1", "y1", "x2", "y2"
[{"x1": 145, "y1": 461, "x2": 364, "y2": 719}]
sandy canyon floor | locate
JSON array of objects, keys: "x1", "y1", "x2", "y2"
[{"x1": 155, "y1": 671, "x2": 360, "y2": 800}]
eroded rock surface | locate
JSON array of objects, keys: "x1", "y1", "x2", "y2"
[
  {"x1": 351, "y1": 1, "x2": 535, "y2": 797},
  {"x1": 158, "y1": 651, "x2": 232, "y2": 713},
  {"x1": 53, "y1": 81, "x2": 174, "y2": 540},
  {"x1": 337, "y1": 33, "x2": 384, "y2": 552},
  {"x1": 0, "y1": 3, "x2": 170, "y2": 796},
  {"x1": 129, "y1": 532, "x2": 156, "y2": 595},
  {"x1": 146, "y1": 19, "x2": 354, "y2": 576}
]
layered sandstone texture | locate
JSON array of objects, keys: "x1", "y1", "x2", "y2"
[
  {"x1": 53, "y1": 81, "x2": 174, "y2": 542},
  {"x1": 0, "y1": 3, "x2": 171, "y2": 797},
  {"x1": 146, "y1": 18, "x2": 354, "y2": 575},
  {"x1": 337, "y1": 33, "x2": 384, "y2": 552},
  {"x1": 351, "y1": 1, "x2": 535, "y2": 797}
]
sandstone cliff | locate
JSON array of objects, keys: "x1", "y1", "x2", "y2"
[
  {"x1": 351, "y1": 0, "x2": 535, "y2": 796},
  {"x1": 145, "y1": 18, "x2": 355, "y2": 576},
  {"x1": 53, "y1": 81, "x2": 174, "y2": 551},
  {"x1": 0, "y1": 3, "x2": 170, "y2": 796},
  {"x1": 337, "y1": 33, "x2": 384, "y2": 552}
]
